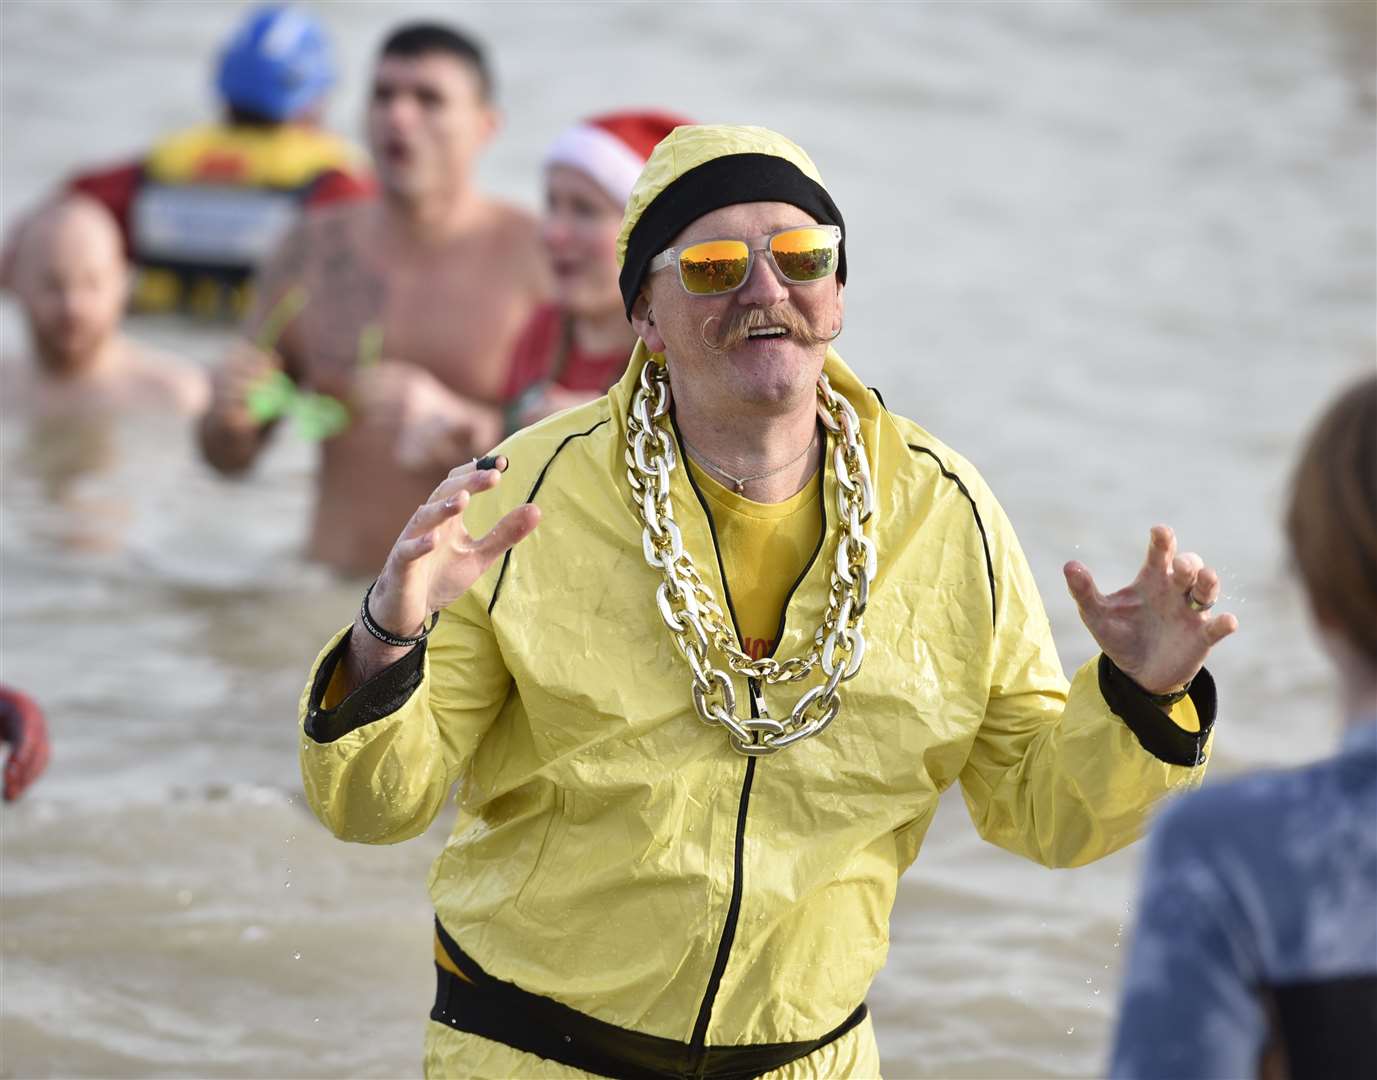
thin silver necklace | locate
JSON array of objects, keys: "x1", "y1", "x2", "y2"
[{"x1": 681, "y1": 426, "x2": 819, "y2": 494}]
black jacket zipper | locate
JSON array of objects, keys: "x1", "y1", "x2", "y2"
[{"x1": 673, "y1": 415, "x2": 829, "y2": 1070}]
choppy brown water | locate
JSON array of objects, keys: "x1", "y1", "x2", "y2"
[{"x1": 1, "y1": 2, "x2": 1373, "y2": 1077}]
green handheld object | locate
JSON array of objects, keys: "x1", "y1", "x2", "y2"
[
  {"x1": 245, "y1": 370, "x2": 297, "y2": 423},
  {"x1": 244, "y1": 370, "x2": 350, "y2": 441},
  {"x1": 293, "y1": 393, "x2": 351, "y2": 441}
]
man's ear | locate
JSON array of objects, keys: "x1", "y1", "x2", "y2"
[
  {"x1": 477, "y1": 105, "x2": 501, "y2": 150},
  {"x1": 630, "y1": 290, "x2": 665, "y2": 353}
]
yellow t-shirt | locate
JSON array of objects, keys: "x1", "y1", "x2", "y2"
[{"x1": 684, "y1": 459, "x2": 824, "y2": 659}]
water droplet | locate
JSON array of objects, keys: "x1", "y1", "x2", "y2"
[
  {"x1": 313, "y1": 1018, "x2": 320, "y2": 1023},
  {"x1": 284, "y1": 881, "x2": 292, "y2": 889},
  {"x1": 1084, "y1": 977, "x2": 1092, "y2": 985},
  {"x1": 293, "y1": 952, "x2": 302, "y2": 960},
  {"x1": 563, "y1": 1035, "x2": 572, "y2": 1043},
  {"x1": 1066, "y1": 1026, "x2": 1075, "y2": 1035},
  {"x1": 1113, "y1": 941, "x2": 1119, "y2": 948},
  {"x1": 1093, "y1": 989, "x2": 1101, "y2": 996}
]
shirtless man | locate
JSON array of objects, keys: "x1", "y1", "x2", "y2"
[
  {"x1": 199, "y1": 22, "x2": 548, "y2": 577},
  {"x1": 3, "y1": 196, "x2": 207, "y2": 416}
]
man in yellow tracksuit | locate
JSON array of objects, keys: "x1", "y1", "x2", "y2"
[{"x1": 299, "y1": 125, "x2": 1239, "y2": 1078}]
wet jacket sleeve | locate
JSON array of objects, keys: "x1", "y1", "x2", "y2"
[
  {"x1": 959, "y1": 493, "x2": 1215, "y2": 869},
  {"x1": 297, "y1": 589, "x2": 511, "y2": 844}
]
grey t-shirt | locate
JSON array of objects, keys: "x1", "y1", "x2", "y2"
[{"x1": 1109, "y1": 718, "x2": 1377, "y2": 1079}]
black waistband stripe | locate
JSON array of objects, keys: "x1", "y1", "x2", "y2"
[{"x1": 431, "y1": 918, "x2": 867, "y2": 1080}]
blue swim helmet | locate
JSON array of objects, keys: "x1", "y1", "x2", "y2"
[{"x1": 215, "y1": 5, "x2": 336, "y2": 122}]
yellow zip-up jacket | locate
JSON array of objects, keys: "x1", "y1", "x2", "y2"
[{"x1": 299, "y1": 346, "x2": 1214, "y2": 1071}]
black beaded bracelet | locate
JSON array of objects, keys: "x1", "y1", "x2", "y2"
[
  {"x1": 359, "y1": 580, "x2": 439, "y2": 648},
  {"x1": 1133, "y1": 672, "x2": 1193, "y2": 708}
]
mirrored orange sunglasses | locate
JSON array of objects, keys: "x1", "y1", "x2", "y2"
[{"x1": 649, "y1": 225, "x2": 842, "y2": 296}]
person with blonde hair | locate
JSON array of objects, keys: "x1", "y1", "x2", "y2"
[{"x1": 1110, "y1": 374, "x2": 1377, "y2": 1080}]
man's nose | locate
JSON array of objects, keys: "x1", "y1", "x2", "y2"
[
  {"x1": 542, "y1": 213, "x2": 574, "y2": 249},
  {"x1": 734, "y1": 250, "x2": 789, "y2": 307},
  {"x1": 380, "y1": 94, "x2": 419, "y2": 129},
  {"x1": 57, "y1": 290, "x2": 85, "y2": 320}
]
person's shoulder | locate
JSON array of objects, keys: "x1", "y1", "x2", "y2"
[
  {"x1": 1144, "y1": 750, "x2": 1377, "y2": 964},
  {"x1": 892, "y1": 415, "x2": 981, "y2": 476},
  {"x1": 277, "y1": 199, "x2": 373, "y2": 263},
  {"x1": 477, "y1": 198, "x2": 541, "y2": 244},
  {"x1": 1147, "y1": 763, "x2": 1335, "y2": 862},
  {"x1": 1163, "y1": 767, "x2": 1286, "y2": 822},
  {"x1": 469, "y1": 200, "x2": 547, "y2": 289},
  {"x1": 882, "y1": 408, "x2": 1000, "y2": 510},
  {"x1": 124, "y1": 340, "x2": 209, "y2": 414}
]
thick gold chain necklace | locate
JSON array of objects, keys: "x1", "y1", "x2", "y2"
[{"x1": 625, "y1": 359, "x2": 877, "y2": 755}]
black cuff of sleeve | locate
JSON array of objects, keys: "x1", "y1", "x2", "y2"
[
  {"x1": 1098, "y1": 655, "x2": 1217, "y2": 767},
  {"x1": 303, "y1": 628, "x2": 427, "y2": 744}
]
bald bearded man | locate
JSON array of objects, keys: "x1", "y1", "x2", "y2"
[{"x1": 3, "y1": 196, "x2": 207, "y2": 417}]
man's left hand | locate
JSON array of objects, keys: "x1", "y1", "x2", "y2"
[{"x1": 1063, "y1": 524, "x2": 1239, "y2": 695}]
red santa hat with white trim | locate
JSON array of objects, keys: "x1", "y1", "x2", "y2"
[{"x1": 545, "y1": 111, "x2": 694, "y2": 206}]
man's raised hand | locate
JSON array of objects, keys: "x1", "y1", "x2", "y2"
[
  {"x1": 346, "y1": 456, "x2": 540, "y2": 685},
  {"x1": 1063, "y1": 524, "x2": 1239, "y2": 696}
]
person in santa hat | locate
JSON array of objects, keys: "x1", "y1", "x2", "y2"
[{"x1": 501, "y1": 111, "x2": 691, "y2": 433}]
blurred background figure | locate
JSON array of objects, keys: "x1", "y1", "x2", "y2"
[
  {"x1": 1109, "y1": 375, "x2": 1377, "y2": 1080},
  {"x1": 0, "y1": 686, "x2": 49, "y2": 802},
  {"x1": 2, "y1": 195, "x2": 206, "y2": 416},
  {"x1": 2, "y1": 4, "x2": 371, "y2": 320},
  {"x1": 198, "y1": 21, "x2": 547, "y2": 577},
  {"x1": 501, "y1": 111, "x2": 689, "y2": 432}
]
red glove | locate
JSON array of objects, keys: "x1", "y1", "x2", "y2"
[{"x1": 0, "y1": 686, "x2": 50, "y2": 801}]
